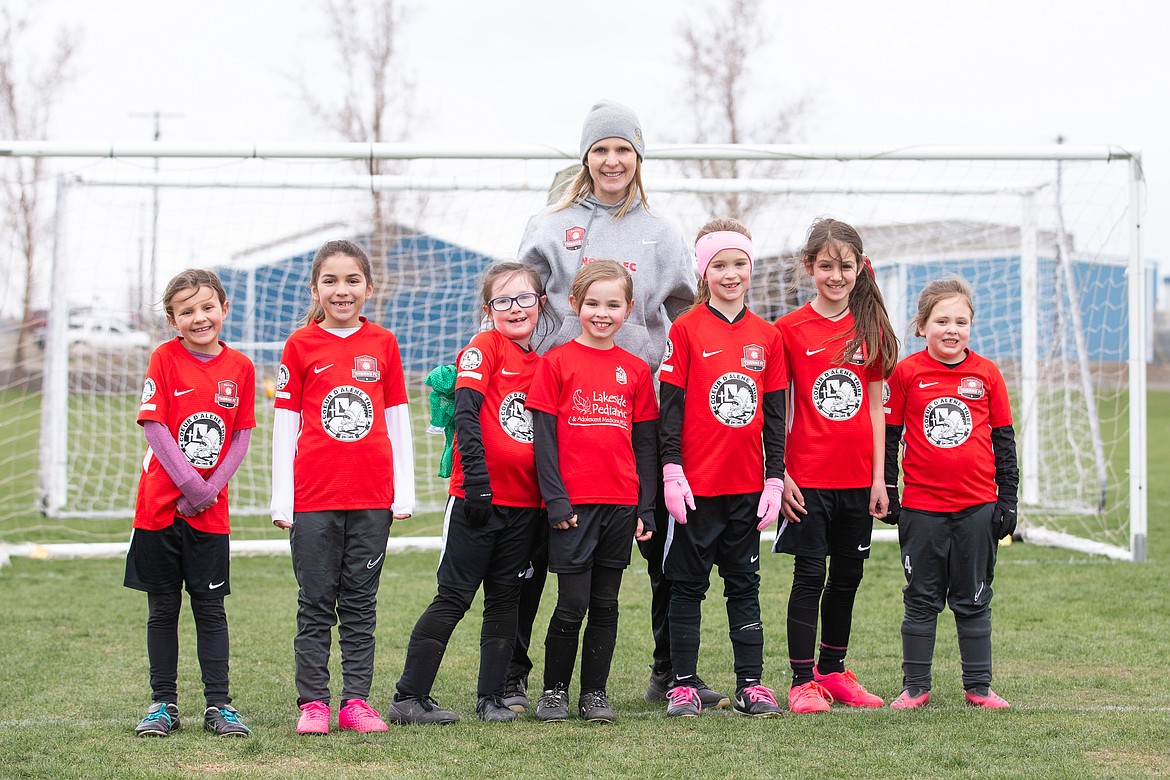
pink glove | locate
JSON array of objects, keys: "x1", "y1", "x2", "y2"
[
  {"x1": 663, "y1": 463, "x2": 696, "y2": 525},
  {"x1": 756, "y1": 477, "x2": 784, "y2": 531}
]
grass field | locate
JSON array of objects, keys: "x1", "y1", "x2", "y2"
[{"x1": 1, "y1": 398, "x2": 1168, "y2": 778}]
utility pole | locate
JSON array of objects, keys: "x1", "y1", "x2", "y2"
[{"x1": 130, "y1": 110, "x2": 181, "y2": 328}]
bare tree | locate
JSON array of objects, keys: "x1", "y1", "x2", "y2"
[
  {"x1": 677, "y1": 0, "x2": 806, "y2": 222},
  {"x1": 0, "y1": 5, "x2": 77, "y2": 372},
  {"x1": 299, "y1": 0, "x2": 416, "y2": 312}
]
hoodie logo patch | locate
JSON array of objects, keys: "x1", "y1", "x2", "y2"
[{"x1": 564, "y1": 226, "x2": 585, "y2": 251}]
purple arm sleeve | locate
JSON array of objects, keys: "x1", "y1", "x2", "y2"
[
  {"x1": 143, "y1": 421, "x2": 224, "y2": 514},
  {"x1": 207, "y1": 429, "x2": 252, "y2": 493},
  {"x1": 144, "y1": 421, "x2": 204, "y2": 495}
]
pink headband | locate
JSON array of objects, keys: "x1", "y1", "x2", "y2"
[{"x1": 695, "y1": 231, "x2": 754, "y2": 278}]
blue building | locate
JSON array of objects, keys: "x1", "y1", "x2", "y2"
[{"x1": 216, "y1": 229, "x2": 496, "y2": 376}]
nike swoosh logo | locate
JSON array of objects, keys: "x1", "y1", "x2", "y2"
[
  {"x1": 806, "y1": 348, "x2": 826, "y2": 356},
  {"x1": 501, "y1": 369, "x2": 520, "y2": 376},
  {"x1": 314, "y1": 364, "x2": 334, "y2": 374},
  {"x1": 702, "y1": 350, "x2": 722, "y2": 358},
  {"x1": 918, "y1": 381, "x2": 939, "y2": 388},
  {"x1": 750, "y1": 554, "x2": 759, "y2": 563},
  {"x1": 174, "y1": 389, "x2": 194, "y2": 396},
  {"x1": 857, "y1": 544, "x2": 871, "y2": 552},
  {"x1": 366, "y1": 553, "x2": 384, "y2": 569},
  {"x1": 642, "y1": 239, "x2": 658, "y2": 244},
  {"x1": 208, "y1": 581, "x2": 225, "y2": 590}
]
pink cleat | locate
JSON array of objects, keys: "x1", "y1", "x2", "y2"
[
  {"x1": 787, "y1": 680, "x2": 833, "y2": 713},
  {"x1": 965, "y1": 688, "x2": 1010, "y2": 709},
  {"x1": 338, "y1": 699, "x2": 390, "y2": 732},
  {"x1": 813, "y1": 667, "x2": 884, "y2": 708},
  {"x1": 296, "y1": 700, "x2": 330, "y2": 735},
  {"x1": 890, "y1": 689, "x2": 930, "y2": 710}
]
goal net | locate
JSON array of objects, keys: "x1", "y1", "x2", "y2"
[{"x1": 0, "y1": 143, "x2": 1147, "y2": 561}]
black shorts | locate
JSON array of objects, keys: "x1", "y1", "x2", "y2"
[
  {"x1": 124, "y1": 517, "x2": 231, "y2": 597},
  {"x1": 771, "y1": 486, "x2": 874, "y2": 559},
  {"x1": 548, "y1": 504, "x2": 637, "y2": 574},
  {"x1": 663, "y1": 492, "x2": 762, "y2": 582},
  {"x1": 437, "y1": 496, "x2": 542, "y2": 591}
]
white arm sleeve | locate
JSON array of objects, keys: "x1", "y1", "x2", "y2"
[
  {"x1": 386, "y1": 403, "x2": 416, "y2": 516},
  {"x1": 270, "y1": 408, "x2": 300, "y2": 525}
]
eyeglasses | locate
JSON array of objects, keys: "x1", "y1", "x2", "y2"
[{"x1": 487, "y1": 292, "x2": 539, "y2": 312}]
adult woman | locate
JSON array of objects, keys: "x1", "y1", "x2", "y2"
[{"x1": 504, "y1": 100, "x2": 727, "y2": 712}]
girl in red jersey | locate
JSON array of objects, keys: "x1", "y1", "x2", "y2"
[
  {"x1": 883, "y1": 275, "x2": 1017, "y2": 710},
  {"x1": 657, "y1": 218, "x2": 788, "y2": 719},
  {"x1": 126, "y1": 269, "x2": 256, "y2": 738},
  {"x1": 270, "y1": 239, "x2": 415, "y2": 735},
  {"x1": 388, "y1": 262, "x2": 546, "y2": 725},
  {"x1": 526, "y1": 260, "x2": 659, "y2": 724},
  {"x1": 774, "y1": 218, "x2": 898, "y2": 713}
]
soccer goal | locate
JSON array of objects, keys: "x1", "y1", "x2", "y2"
[{"x1": 0, "y1": 141, "x2": 1147, "y2": 561}]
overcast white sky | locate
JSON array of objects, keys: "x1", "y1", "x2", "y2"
[{"x1": 15, "y1": 0, "x2": 1168, "y2": 305}]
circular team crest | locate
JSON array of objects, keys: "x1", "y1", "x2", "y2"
[
  {"x1": 459, "y1": 348, "x2": 483, "y2": 371},
  {"x1": 708, "y1": 372, "x2": 757, "y2": 428},
  {"x1": 812, "y1": 368, "x2": 864, "y2": 421},
  {"x1": 276, "y1": 364, "x2": 290, "y2": 390},
  {"x1": 882, "y1": 381, "x2": 891, "y2": 405},
  {"x1": 178, "y1": 412, "x2": 226, "y2": 468},
  {"x1": 662, "y1": 338, "x2": 673, "y2": 364},
  {"x1": 499, "y1": 391, "x2": 533, "y2": 443},
  {"x1": 141, "y1": 378, "x2": 156, "y2": 404},
  {"x1": 923, "y1": 397, "x2": 973, "y2": 448},
  {"x1": 322, "y1": 385, "x2": 374, "y2": 441}
]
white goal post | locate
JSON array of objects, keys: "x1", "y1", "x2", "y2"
[{"x1": 0, "y1": 141, "x2": 1147, "y2": 562}]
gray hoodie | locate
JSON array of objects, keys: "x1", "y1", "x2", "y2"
[{"x1": 517, "y1": 194, "x2": 696, "y2": 371}]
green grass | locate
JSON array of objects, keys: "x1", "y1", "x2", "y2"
[
  {"x1": 1, "y1": 394, "x2": 1169, "y2": 779},
  {"x1": 1, "y1": 535, "x2": 1168, "y2": 778}
]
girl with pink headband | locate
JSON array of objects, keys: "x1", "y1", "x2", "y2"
[
  {"x1": 657, "y1": 217, "x2": 789, "y2": 718},
  {"x1": 772, "y1": 217, "x2": 899, "y2": 714}
]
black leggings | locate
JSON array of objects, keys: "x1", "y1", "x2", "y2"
[
  {"x1": 396, "y1": 579, "x2": 522, "y2": 699},
  {"x1": 669, "y1": 570, "x2": 764, "y2": 690},
  {"x1": 543, "y1": 565, "x2": 624, "y2": 694},
  {"x1": 787, "y1": 554, "x2": 865, "y2": 685},
  {"x1": 146, "y1": 590, "x2": 230, "y2": 707}
]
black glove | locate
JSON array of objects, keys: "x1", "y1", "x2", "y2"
[
  {"x1": 638, "y1": 510, "x2": 656, "y2": 536},
  {"x1": 883, "y1": 484, "x2": 901, "y2": 525},
  {"x1": 462, "y1": 481, "x2": 493, "y2": 528},
  {"x1": 992, "y1": 495, "x2": 1017, "y2": 539}
]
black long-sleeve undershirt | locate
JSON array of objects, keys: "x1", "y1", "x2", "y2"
[
  {"x1": 659, "y1": 383, "x2": 786, "y2": 480},
  {"x1": 533, "y1": 410, "x2": 658, "y2": 532},
  {"x1": 453, "y1": 387, "x2": 488, "y2": 488}
]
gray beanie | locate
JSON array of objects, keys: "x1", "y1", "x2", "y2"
[{"x1": 579, "y1": 100, "x2": 645, "y2": 162}]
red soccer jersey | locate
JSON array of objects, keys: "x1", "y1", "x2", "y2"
[
  {"x1": 273, "y1": 318, "x2": 408, "y2": 512},
  {"x1": 135, "y1": 338, "x2": 257, "y2": 533},
  {"x1": 449, "y1": 329, "x2": 543, "y2": 507},
  {"x1": 776, "y1": 304, "x2": 883, "y2": 489},
  {"x1": 885, "y1": 348, "x2": 1012, "y2": 512},
  {"x1": 525, "y1": 340, "x2": 658, "y2": 506},
  {"x1": 660, "y1": 305, "x2": 787, "y2": 496}
]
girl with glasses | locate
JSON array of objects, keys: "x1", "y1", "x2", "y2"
[{"x1": 388, "y1": 263, "x2": 548, "y2": 724}]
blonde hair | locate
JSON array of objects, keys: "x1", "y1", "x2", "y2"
[
  {"x1": 569, "y1": 260, "x2": 633, "y2": 307},
  {"x1": 693, "y1": 217, "x2": 751, "y2": 307},
  {"x1": 914, "y1": 274, "x2": 975, "y2": 336},
  {"x1": 302, "y1": 239, "x2": 373, "y2": 326},
  {"x1": 554, "y1": 160, "x2": 649, "y2": 219}
]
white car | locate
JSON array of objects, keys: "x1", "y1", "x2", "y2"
[{"x1": 66, "y1": 318, "x2": 152, "y2": 350}]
